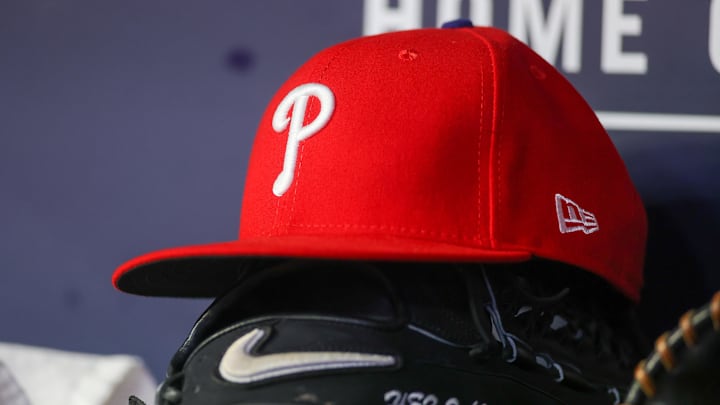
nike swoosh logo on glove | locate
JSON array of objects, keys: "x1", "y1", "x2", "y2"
[{"x1": 218, "y1": 327, "x2": 397, "y2": 384}]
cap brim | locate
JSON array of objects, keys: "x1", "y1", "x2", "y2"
[{"x1": 113, "y1": 235, "x2": 532, "y2": 297}]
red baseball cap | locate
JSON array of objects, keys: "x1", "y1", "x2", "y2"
[{"x1": 113, "y1": 24, "x2": 647, "y2": 300}]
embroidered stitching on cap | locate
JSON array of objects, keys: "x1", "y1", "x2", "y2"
[
  {"x1": 555, "y1": 193, "x2": 599, "y2": 235},
  {"x1": 464, "y1": 29, "x2": 494, "y2": 247},
  {"x1": 271, "y1": 83, "x2": 335, "y2": 197},
  {"x1": 291, "y1": 223, "x2": 481, "y2": 242}
]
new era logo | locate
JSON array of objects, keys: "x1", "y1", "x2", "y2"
[{"x1": 555, "y1": 194, "x2": 599, "y2": 234}]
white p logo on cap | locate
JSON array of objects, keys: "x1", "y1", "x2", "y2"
[{"x1": 271, "y1": 83, "x2": 335, "y2": 197}]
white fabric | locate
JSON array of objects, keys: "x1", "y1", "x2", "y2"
[
  {"x1": 0, "y1": 361, "x2": 31, "y2": 405},
  {"x1": 0, "y1": 342, "x2": 156, "y2": 405}
]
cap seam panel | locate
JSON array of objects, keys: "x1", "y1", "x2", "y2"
[
  {"x1": 289, "y1": 222, "x2": 484, "y2": 243},
  {"x1": 285, "y1": 51, "x2": 343, "y2": 234},
  {"x1": 270, "y1": 186, "x2": 281, "y2": 237},
  {"x1": 464, "y1": 30, "x2": 498, "y2": 248},
  {"x1": 289, "y1": 142, "x2": 306, "y2": 230},
  {"x1": 494, "y1": 42, "x2": 505, "y2": 250},
  {"x1": 477, "y1": 35, "x2": 486, "y2": 249}
]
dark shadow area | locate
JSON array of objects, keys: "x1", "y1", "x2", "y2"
[{"x1": 636, "y1": 200, "x2": 719, "y2": 338}]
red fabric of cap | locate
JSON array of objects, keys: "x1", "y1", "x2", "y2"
[{"x1": 113, "y1": 27, "x2": 647, "y2": 300}]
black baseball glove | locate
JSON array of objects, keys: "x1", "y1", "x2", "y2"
[{"x1": 131, "y1": 260, "x2": 648, "y2": 404}]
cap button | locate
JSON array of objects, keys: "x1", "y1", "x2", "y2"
[{"x1": 441, "y1": 19, "x2": 474, "y2": 29}]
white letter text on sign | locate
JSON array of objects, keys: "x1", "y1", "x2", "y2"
[
  {"x1": 509, "y1": 0, "x2": 583, "y2": 73},
  {"x1": 271, "y1": 83, "x2": 335, "y2": 197},
  {"x1": 601, "y1": 0, "x2": 648, "y2": 74},
  {"x1": 710, "y1": 0, "x2": 720, "y2": 74}
]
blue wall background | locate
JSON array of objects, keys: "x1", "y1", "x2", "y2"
[{"x1": 1, "y1": 0, "x2": 719, "y2": 380}]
